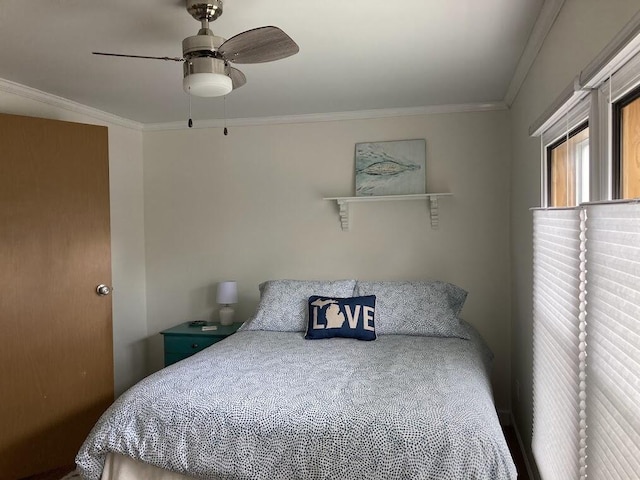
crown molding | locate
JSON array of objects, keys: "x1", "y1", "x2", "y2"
[
  {"x1": 0, "y1": 78, "x2": 143, "y2": 130},
  {"x1": 504, "y1": 0, "x2": 566, "y2": 107},
  {"x1": 0, "y1": 77, "x2": 507, "y2": 132},
  {"x1": 144, "y1": 102, "x2": 508, "y2": 131}
]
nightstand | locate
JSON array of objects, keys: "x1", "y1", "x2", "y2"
[{"x1": 160, "y1": 322, "x2": 241, "y2": 366}]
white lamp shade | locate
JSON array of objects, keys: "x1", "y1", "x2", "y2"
[
  {"x1": 216, "y1": 281, "x2": 237, "y2": 305},
  {"x1": 183, "y1": 72, "x2": 232, "y2": 97}
]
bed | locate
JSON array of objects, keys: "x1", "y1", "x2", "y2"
[{"x1": 76, "y1": 279, "x2": 516, "y2": 480}]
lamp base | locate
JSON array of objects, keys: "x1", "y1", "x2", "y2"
[{"x1": 219, "y1": 305, "x2": 234, "y2": 325}]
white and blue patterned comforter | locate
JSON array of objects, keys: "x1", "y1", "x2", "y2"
[{"x1": 77, "y1": 323, "x2": 516, "y2": 479}]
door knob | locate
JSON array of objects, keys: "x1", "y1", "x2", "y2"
[{"x1": 96, "y1": 284, "x2": 112, "y2": 296}]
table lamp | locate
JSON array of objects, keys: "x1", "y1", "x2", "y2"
[{"x1": 217, "y1": 281, "x2": 237, "y2": 325}]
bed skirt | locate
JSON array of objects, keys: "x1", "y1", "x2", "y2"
[{"x1": 101, "y1": 453, "x2": 195, "y2": 480}]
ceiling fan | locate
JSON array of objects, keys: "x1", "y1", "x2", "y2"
[{"x1": 93, "y1": 0, "x2": 299, "y2": 98}]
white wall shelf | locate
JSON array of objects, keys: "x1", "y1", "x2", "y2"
[{"x1": 323, "y1": 193, "x2": 453, "y2": 231}]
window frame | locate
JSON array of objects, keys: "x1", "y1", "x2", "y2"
[
  {"x1": 535, "y1": 35, "x2": 640, "y2": 206},
  {"x1": 612, "y1": 81, "x2": 640, "y2": 199},
  {"x1": 545, "y1": 121, "x2": 590, "y2": 207},
  {"x1": 539, "y1": 95, "x2": 591, "y2": 208}
]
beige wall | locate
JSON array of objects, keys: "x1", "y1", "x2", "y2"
[
  {"x1": 143, "y1": 110, "x2": 513, "y2": 409},
  {"x1": 508, "y1": 0, "x2": 640, "y2": 477},
  {"x1": 0, "y1": 87, "x2": 148, "y2": 396}
]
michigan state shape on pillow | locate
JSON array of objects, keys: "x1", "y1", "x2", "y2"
[{"x1": 305, "y1": 295, "x2": 376, "y2": 341}]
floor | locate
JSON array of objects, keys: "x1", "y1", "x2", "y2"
[
  {"x1": 504, "y1": 425, "x2": 531, "y2": 480},
  {"x1": 25, "y1": 428, "x2": 531, "y2": 480},
  {"x1": 20, "y1": 465, "x2": 76, "y2": 480}
]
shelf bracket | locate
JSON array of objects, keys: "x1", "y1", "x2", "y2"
[
  {"x1": 337, "y1": 199, "x2": 350, "y2": 231},
  {"x1": 429, "y1": 196, "x2": 440, "y2": 229}
]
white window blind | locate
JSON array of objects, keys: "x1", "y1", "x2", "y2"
[
  {"x1": 533, "y1": 203, "x2": 640, "y2": 480},
  {"x1": 584, "y1": 202, "x2": 640, "y2": 479},
  {"x1": 532, "y1": 208, "x2": 584, "y2": 480}
]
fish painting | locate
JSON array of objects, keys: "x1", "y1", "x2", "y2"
[
  {"x1": 357, "y1": 159, "x2": 420, "y2": 176},
  {"x1": 355, "y1": 139, "x2": 426, "y2": 196}
]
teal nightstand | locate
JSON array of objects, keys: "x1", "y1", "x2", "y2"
[{"x1": 160, "y1": 322, "x2": 241, "y2": 366}]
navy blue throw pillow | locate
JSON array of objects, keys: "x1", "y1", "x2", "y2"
[{"x1": 305, "y1": 295, "x2": 376, "y2": 341}]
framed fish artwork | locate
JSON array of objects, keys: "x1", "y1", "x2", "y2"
[{"x1": 354, "y1": 139, "x2": 426, "y2": 196}]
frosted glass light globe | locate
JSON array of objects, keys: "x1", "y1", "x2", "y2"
[{"x1": 183, "y1": 72, "x2": 232, "y2": 97}]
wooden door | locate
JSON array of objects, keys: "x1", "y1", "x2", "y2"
[{"x1": 0, "y1": 113, "x2": 114, "y2": 479}]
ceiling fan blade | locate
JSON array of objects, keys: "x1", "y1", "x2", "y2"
[
  {"x1": 92, "y1": 52, "x2": 184, "y2": 62},
  {"x1": 229, "y1": 67, "x2": 247, "y2": 89},
  {"x1": 218, "y1": 26, "x2": 299, "y2": 64}
]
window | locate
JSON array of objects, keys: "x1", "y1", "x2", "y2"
[
  {"x1": 536, "y1": 93, "x2": 591, "y2": 208},
  {"x1": 613, "y1": 84, "x2": 640, "y2": 199},
  {"x1": 531, "y1": 17, "x2": 640, "y2": 480},
  {"x1": 547, "y1": 123, "x2": 590, "y2": 206}
]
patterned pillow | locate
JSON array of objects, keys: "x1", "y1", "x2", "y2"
[
  {"x1": 305, "y1": 295, "x2": 377, "y2": 341},
  {"x1": 354, "y1": 280, "x2": 469, "y2": 338},
  {"x1": 241, "y1": 279, "x2": 357, "y2": 332}
]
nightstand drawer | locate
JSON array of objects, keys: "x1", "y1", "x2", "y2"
[
  {"x1": 164, "y1": 335, "x2": 220, "y2": 354},
  {"x1": 161, "y1": 322, "x2": 241, "y2": 367},
  {"x1": 165, "y1": 352, "x2": 189, "y2": 366}
]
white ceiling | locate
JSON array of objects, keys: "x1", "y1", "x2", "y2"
[{"x1": 0, "y1": 0, "x2": 545, "y2": 125}]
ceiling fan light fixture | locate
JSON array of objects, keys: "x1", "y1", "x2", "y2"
[
  {"x1": 183, "y1": 72, "x2": 232, "y2": 97},
  {"x1": 183, "y1": 56, "x2": 232, "y2": 97}
]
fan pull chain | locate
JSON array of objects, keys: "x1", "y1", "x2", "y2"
[
  {"x1": 223, "y1": 96, "x2": 228, "y2": 136},
  {"x1": 188, "y1": 88, "x2": 193, "y2": 128}
]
